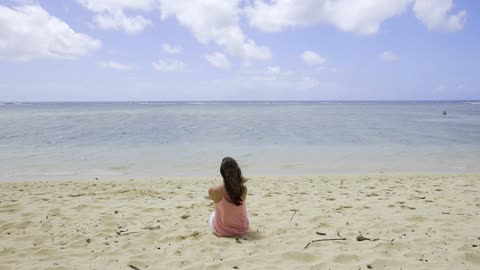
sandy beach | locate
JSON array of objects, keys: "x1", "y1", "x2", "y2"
[{"x1": 1, "y1": 174, "x2": 479, "y2": 270}]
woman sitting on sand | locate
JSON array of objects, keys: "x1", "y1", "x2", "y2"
[{"x1": 208, "y1": 157, "x2": 249, "y2": 237}]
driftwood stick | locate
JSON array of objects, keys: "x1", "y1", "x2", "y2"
[
  {"x1": 442, "y1": 211, "x2": 466, "y2": 216},
  {"x1": 116, "y1": 229, "x2": 140, "y2": 236},
  {"x1": 304, "y1": 238, "x2": 347, "y2": 249},
  {"x1": 129, "y1": 265, "x2": 141, "y2": 270},
  {"x1": 143, "y1": 225, "x2": 161, "y2": 231},
  {"x1": 289, "y1": 210, "x2": 297, "y2": 223},
  {"x1": 122, "y1": 231, "x2": 140, "y2": 236},
  {"x1": 116, "y1": 229, "x2": 128, "y2": 236}
]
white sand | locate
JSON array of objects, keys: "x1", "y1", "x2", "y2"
[{"x1": 1, "y1": 174, "x2": 479, "y2": 269}]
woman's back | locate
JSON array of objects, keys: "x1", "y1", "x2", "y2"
[
  {"x1": 208, "y1": 157, "x2": 249, "y2": 237},
  {"x1": 212, "y1": 189, "x2": 249, "y2": 236}
]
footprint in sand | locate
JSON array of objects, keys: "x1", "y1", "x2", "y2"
[
  {"x1": 333, "y1": 254, "x2": 360, "y2": 263},
  {"x1": 407, "y1": 215, "x2": 427, "y2": 222},
  {"x1": 462, "y1": 253, "x2": 480, "y2": 265}
]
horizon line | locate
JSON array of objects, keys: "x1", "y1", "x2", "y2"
[{"x1": 1, "y1": 99, "x2": 479, "y2": 103}]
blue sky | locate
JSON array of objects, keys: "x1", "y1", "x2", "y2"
[{"x1": 0, "y1": 0, "x2": 479, "y2": 101}]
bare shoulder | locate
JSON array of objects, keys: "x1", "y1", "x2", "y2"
[{"x1": 208, "y1": 183, "x2": 224, "y2": 203}]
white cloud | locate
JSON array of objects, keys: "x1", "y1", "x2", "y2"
[
  {"x1": 76, "y1": 0, "x2": 156, "y2": 12},
  {"x1": 93, "y1": 10, "x2": 151, "y2": 34},
  {"x1": 159, "y1": 0, "x2": 271, "y2": 62},
  {"x1": 245, "y1": 0, "x2": 413, "y2": 35},
  {"x1": 77, "y1": 0, "x2": 155, "y2": 34},
  {"x1": 328, "y1": 67, "x2": 341, "y2": 73},
  {"x1": 98, "y1": 60, "x2": 132, "y2": 71},
  {"x1": 0, "y1": 5, "x2": 101, "y2": 61},
  {"x1": 245, "y1": 0, "x2": 466, "y2": 35},
  {"x1": 433, "y1": 83, "x2": 470, "y2": 93},
  {"x1": 243, "y1": 67, "x2": 319, "y2": 91},
  {"x1": 265, "y1": 66, "x2": 281, "y2": 75},
  {"x1": 205, "y1": 52, "x2": 231, "y2": 69},
  {"x1": 434, "y1": 84, "x2": 448, "y2": 92},
  {"x1": 162, "y1": 43, "x2": 182, "y2": 54},
  {"x1": 301, "y1": 51, "x2": 326, "y2": 66},
  {"x1": 413, "y1": 0, "x2": 466, "y2": 32},
  {"x1": 379, "y1": 51, "x2": 399, "y2": 62},
  {"x1": 298, "y1": 76, "x2": 320, "y2": 90},
  {"x1": 8, "y1": 0, "x2": 36, "y2": 3},
  {"x1": 246, "y1": 65, "x2": 290, "y2": 80},
  {"x1": 152, "y1": 59, "x2": 185, "y2": 72}
]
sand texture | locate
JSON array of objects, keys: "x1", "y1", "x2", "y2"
[{"x1": 1, "y1": 174, "x2": 479, "y2": 269}]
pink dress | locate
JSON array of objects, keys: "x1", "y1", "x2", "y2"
[{"x1": 212, "y1": 194, "x2": 249, "y2": 237}]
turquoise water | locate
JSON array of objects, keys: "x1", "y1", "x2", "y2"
[{"x1": 0, "y1": 101, "x2": 479, "y2": 180}]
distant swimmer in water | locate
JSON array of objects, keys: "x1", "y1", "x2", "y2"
[{"x1": 443, "y1": 110, "x2": 447, "y2": 115}]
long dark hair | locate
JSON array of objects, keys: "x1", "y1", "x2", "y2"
[{"x1": 220, "y1": 157, "x2": 247, "y2": 206}]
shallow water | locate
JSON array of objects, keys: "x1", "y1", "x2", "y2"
[{"x1": 0, "y1": 101, "x2": 479, "y2": 180}]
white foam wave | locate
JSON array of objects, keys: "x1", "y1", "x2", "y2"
[{"x1": 137, "y1": 102, "x2": 178, "y2": 105}]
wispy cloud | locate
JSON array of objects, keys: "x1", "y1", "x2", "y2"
[
  {"x1": 77, "y1": 0, "x2": 154, "y2": 34},
  {"x1": 152, "y1": 59, "x2": 185, "y2": 72},
  {"x1": 162, "y1": 43, "x2": 182, "y2": 54},
  {"x1": 97, "y1": 61, "x2": 132, "y2": 71},
  {"x1": 301, "y1": 51, "x2": 326, "y2": 66},
  {"x1": 205, "y1": 52, "x2": 231, "y2": 69},
  {"x1": 379, "y1": 51, "x2": 399, "y2": 62},
  {"x1": 265, "y1": 66, "x2": 281, "y2": 75}
]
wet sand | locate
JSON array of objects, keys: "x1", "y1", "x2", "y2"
[{"x1": 1, "y1": 174, "x2": 479, "y2": 269}]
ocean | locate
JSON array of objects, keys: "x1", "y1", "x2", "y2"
[{"x1": 1, "y1": 101, "x2": 479, "y2": 180}]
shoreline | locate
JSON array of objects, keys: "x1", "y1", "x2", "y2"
[
  {"x1": 2, "y1": 171, "x2": 480, "y2": 183},
  {"x1": 1, "y1": 174, "x2": 479, "y2": 269}
]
